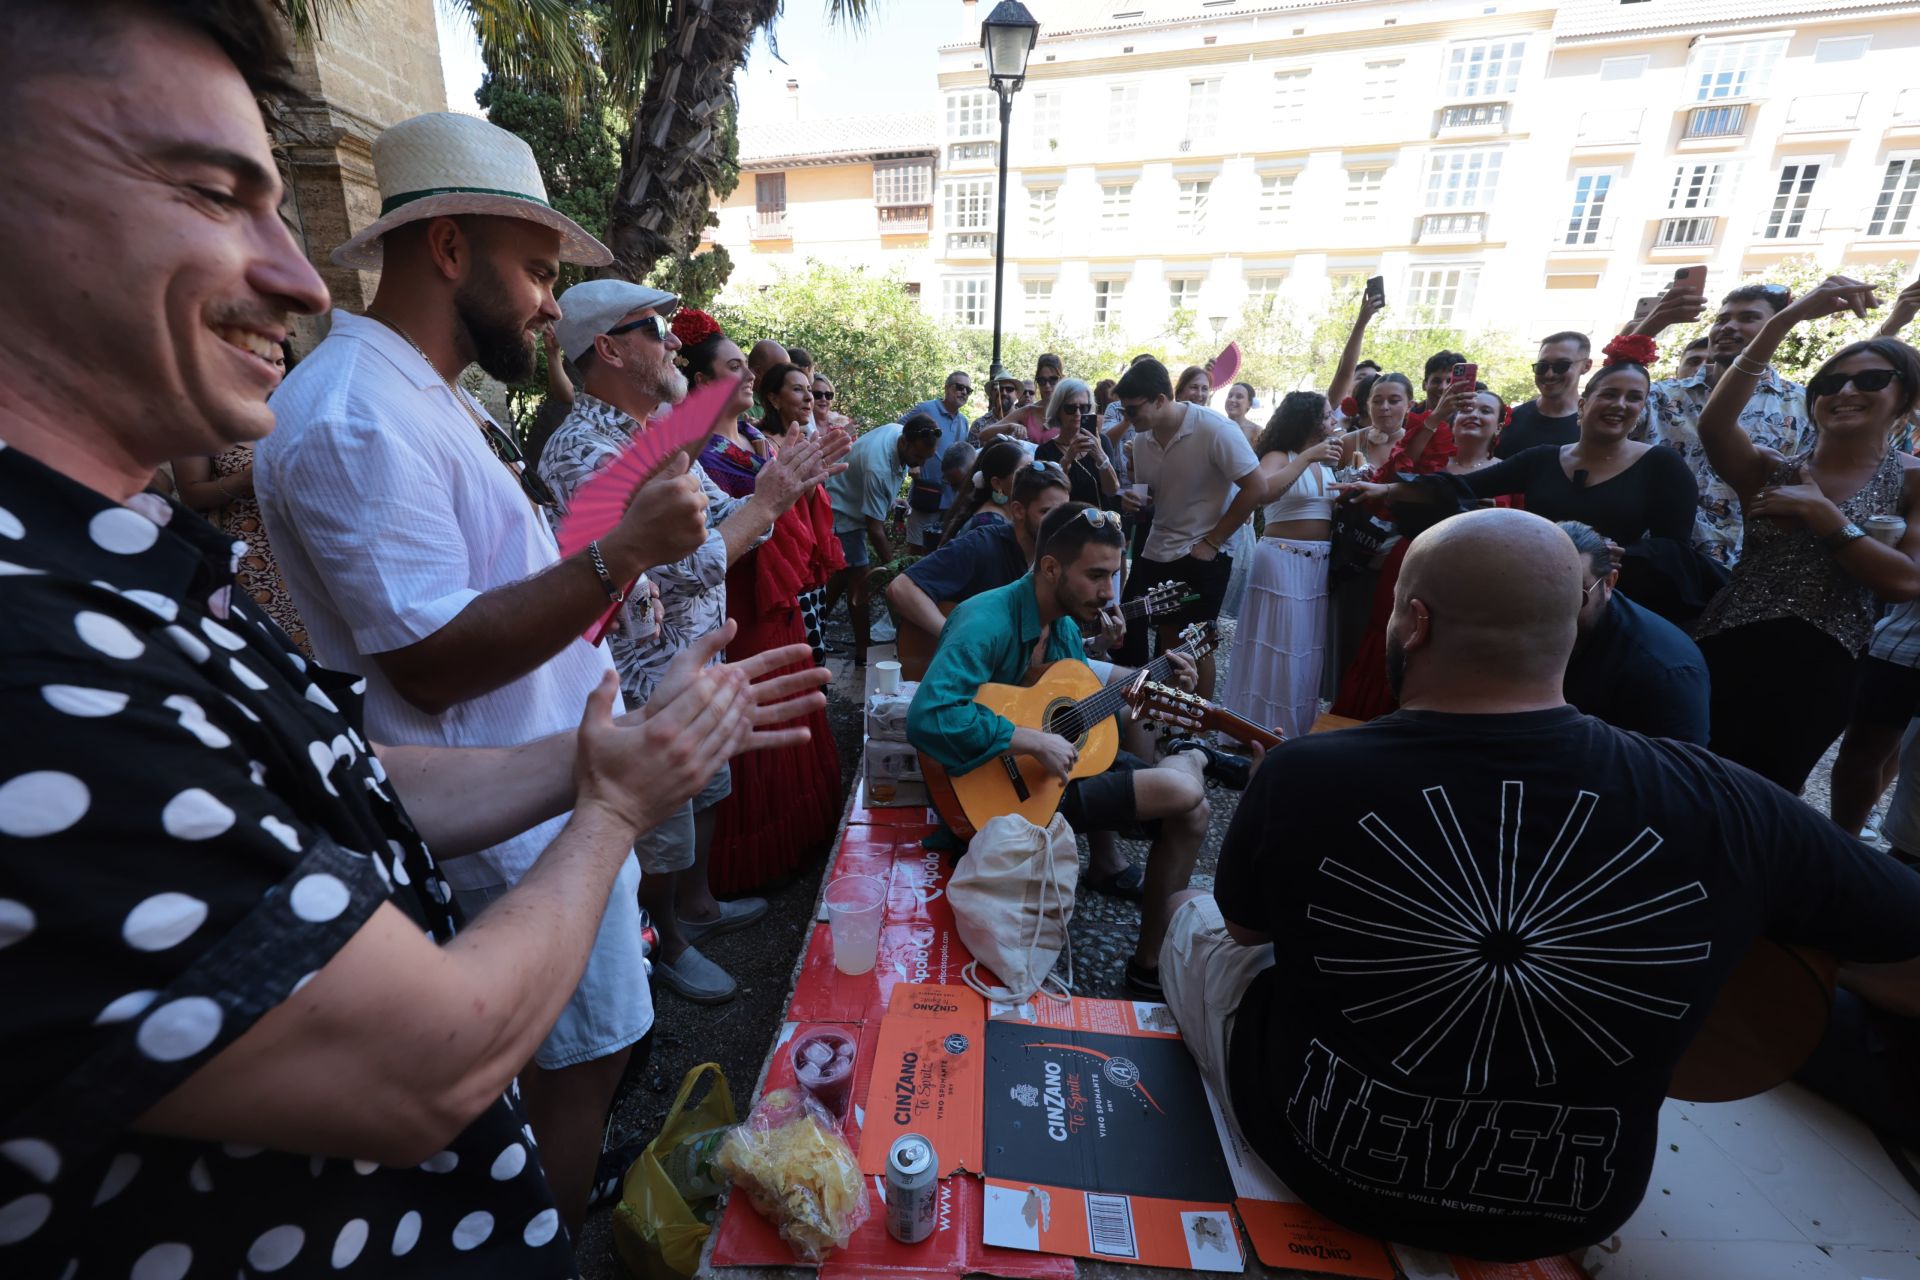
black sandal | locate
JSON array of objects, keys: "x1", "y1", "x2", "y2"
[
  {"x1": 1163, "y1": 737, "x2": 1251, "y2": 791},
  {"x1": 1123, "y1": 956, "x2": 1164, "y2": 1000},
  {"x1": 1085, "y1": 861, "x2": 1146, "y2": 902}
]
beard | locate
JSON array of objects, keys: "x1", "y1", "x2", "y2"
[
  {"x1": 453, "y1": 257, "x2": 537, "y2": 383},
  {"x1": 1385, "y1": 628, "x2": 1407, "y2": 703},
  {"x1": 644, "y1": 361, "x2": 690, "y2": 406}
]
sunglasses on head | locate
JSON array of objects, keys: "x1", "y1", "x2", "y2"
[
  {"x1": 1027, "y1": 460, "x2": 1067, "y2": 477},
  {"x1": 1078, "y1": 507, "x2": 1122, "y2": 529},
  {"x1": 1807, "y1": 367, "x2": 1901, "y2": 400},
  {"x1": 607, "y1": 314, "x2": 671, "y2": 343},
  {"x1": 1533, "y1": 359, "x2": 1576, "y2": 376}
]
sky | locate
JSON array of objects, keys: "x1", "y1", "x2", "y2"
[{"x1": 436, "y1": 1, "x2": 942, "y2": 124}]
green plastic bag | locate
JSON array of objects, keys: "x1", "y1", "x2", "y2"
[{"x1": 613, "y1": 1063, "x2": 736, "y2": 1279}]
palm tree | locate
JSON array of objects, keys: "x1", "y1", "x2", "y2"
[{"x1": 282, "y1": 0, "x2": 876, "y2": 282}]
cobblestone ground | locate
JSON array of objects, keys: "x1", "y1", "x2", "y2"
[{"x1": 573, "y1": 606, "x2": 1879, "y2": 1277}]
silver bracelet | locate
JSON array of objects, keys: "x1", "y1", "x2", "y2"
[
  {"x1": 587, "y1": 539, "x2": 627, "y2": 604},
  {"x1": 1730, "y1": 352, "x2": 1767, "y2": 377}
]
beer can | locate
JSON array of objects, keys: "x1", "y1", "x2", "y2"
[
  {"x1": 885, "y1": 1134, "x2": 937, "y2": 1244},
  {"x1": 1863, "y1": 515, "x2": 1906, "y2": 546}
]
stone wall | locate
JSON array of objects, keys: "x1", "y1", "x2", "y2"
[{"x1": 275, "y1": 0, "x2": 447, "y2": 336}]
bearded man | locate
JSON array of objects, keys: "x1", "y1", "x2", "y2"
[{"x1": 257, "y1": 111, "x2": 714, "y2": 1230}]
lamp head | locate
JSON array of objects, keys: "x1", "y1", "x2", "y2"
[{"x1": 982, "y1": 0, "x2": 1040, "y2": 90}]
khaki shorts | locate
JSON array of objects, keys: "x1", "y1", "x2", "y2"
[
  {"x1": 1157, "y1": 895, "x2": 1275, "y2": 1104},
  {"x1": 632, "y1": 764, "x2": 732, "y2": 875}
]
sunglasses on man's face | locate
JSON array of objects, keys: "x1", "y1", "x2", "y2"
[
  {"x1": 1808, "y1": 367, "x2": 1900, "y2": 400},
  {"x1": 1118, "y1": 399, "x2": 1148, "y2": 420},
  {"x1": 607, "y1": 314, "x2": 671, "y2": 343},
  {"x1": 949, "y1": 383, "x2": 973, "y2": 398},
  {"x1": 1533, "y1": 359, "x2": 1576, "y2": 376}
]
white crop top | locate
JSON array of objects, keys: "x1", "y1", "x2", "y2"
[{"x1": 1263, "y1": 456, "x2": 1334, "y2": 523}]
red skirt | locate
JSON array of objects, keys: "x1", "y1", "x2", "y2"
[{"x1": 1329, "y1": 538, "x2": 1409, "y2": 722}]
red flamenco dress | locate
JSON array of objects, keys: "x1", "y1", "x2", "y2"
[
  {"x1": 699, "y1": 424, "x2": 848, "y2": 894},
  {"x1": 1331, "y1": 415, "x2": 1456, "y2": 721}
]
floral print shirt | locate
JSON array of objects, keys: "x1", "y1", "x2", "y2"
[{"x1": 1641, "y1": 366, "x2": 1809, "y2": 566}]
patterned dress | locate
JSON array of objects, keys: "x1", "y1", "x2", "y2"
[
  {"x1": 698, "y1": 425, "x2": 846, "y2": 894},
  {"x1": 213, "y1": 443, "x2": 310, "y2": 656}
]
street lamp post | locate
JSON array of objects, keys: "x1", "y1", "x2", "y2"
[{"x1": 981, "y1": 1, "x2": 1039, "y2": 387}]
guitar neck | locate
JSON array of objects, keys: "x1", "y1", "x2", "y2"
[
  {"x1": 1197, "y1": 705, "x2": 1284, "y2": 751},
  {"x1": 1064, "y1": 637, "x2": 1210, "y2": 732}
]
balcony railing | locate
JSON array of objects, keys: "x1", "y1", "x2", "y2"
[
  {"x1": 1684, "y1": 104, "x2": 1748, "y2": 140},
  {"x1": 1784, "y1": 93, "x2": 1863, "y2": 133},
  {"x1": 877, "y1": 205, "x2": 930, "y2": 233},
  {"x1": 1437, "y1": 101, "x2": 1509, "y2": 133},
  {"x1": 1656, "y1": 216, "x2": 1718, "y2": 248},
  {"x1": 945, "y1": 231, "x2": 995, "y2": 258},
  {"x1": 1416, "y1": 211, "x2": 1486, "y2": 243},
  {"x1": 749, "y1": 210, "x2": 789, "y2": 239},
  {"x1": 1575, "y1": 107, "x2": 1643, "y2": 146},
  {"x1": 1753, "y1": 207, "x2": 1828, "y2": 241}
]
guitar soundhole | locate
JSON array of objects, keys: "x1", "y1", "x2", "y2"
[{"x1": 1046, "y1": 702, "x2": 1086, "y2": 745}]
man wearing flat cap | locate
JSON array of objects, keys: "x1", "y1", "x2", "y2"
[{"x1": 257, "y1": 111, "x2": 712, "y2": 1229}]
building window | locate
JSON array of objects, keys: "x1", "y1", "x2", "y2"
[
  {"x1": 1656, "y1": 217, "x2": 1717, "y2": 248},
  {"x1": 943, "y1": 277, "x2": 990, "y2": 328},
  {"x1": 1814, "y1": 36, "x2": 1871, "y2": 63},
  {"x1": 1168, "y1": 276, "x2": 1203, "y2": 314},
  {"x1": 944, "y1": 178, "x2": 995, "y2": 231},
  {"x1": 1101, "y1": 182, "x2": 1133, "y2": 230},
  {"x1": 1444, "y1": 38, "x2": 1526, "y2": 99},
  {"x1": 1668, "y1": 162, "x2": 1731, "y2": 211},
  {"x1": 1424, "y1": 149, "x2": 1503, "y2": 210},
  {"x1": 1177, "y1": 179, "x2": 1211, "y2": 233},
  {"x1": 1406, "y1": 266, "x2": 1479, "y2": 323},
  {"x1": 1439, "y1": 102, "x2": 1508, "y2": 130},
  {"x1": 1868, "y1": 158, "x2": 1920, "y2": 237},
  {"x1": 1093, "y1": 279, "x2": 1126, "y2": 332},
  {"x1": 1692, "y1": 38, "x2": 1784, "y2": 102},
  {"x1": 1271, "y1": 69, "x2": 1310, "y2": 127},
  {"x1": 1599, "y1": 55, "x2": 1647, "y2": 81},
  {"x1": 1027, "y1": 186, "x2": 1058, "y2": 241},
  {"x1": 1108, "y1": 84, "x2": 1140, "y2": 144},
  {"x1": 1259, "y1": 172, "x2": 1296, "y2": 226},
  {"x1": 1030, "y1": 92, "x2": 1062, "y2": 149},
  {"x1": 947, "y1": 141, "x2": 997, "y2": 164},
  {"x1": 1185, "y1": 78, "x2": 1222, "y2": 142},
  {"x1": 1344, "y1": 168, "x2": 1386, "y2": 220},
  {"x1": 873, "y1": 161, "x2": 931, "y2": 207},
  {"x1": 1023, "y1": 280, "x2": 1054, "y2": 326},
  {"x1": 753, "y1": 172, "x2": 787, "y2": 235},
  {"x1": 1361, "y1": 60, "x2": 1402, "y2": 117},
  {"x1": 946, "y1": 90, "x2": 993, "y2": 138},
  {"x1": 1246, "y1": 274, "x2": 1285, "y2": 314},
  {"x1": 1764, "y1": 163, "x2": 1820, "y2": 240},
  {"x1": 1683, "y1": 104, "x2": 1748, "y2": 139},
  {"x1": 1564, "y1": 171, "x2": 1613, "y2": 246}
]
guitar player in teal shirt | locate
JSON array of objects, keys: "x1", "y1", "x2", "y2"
[{"x1": 907, "y1": 502, "x2": 1218, "y2": 998}]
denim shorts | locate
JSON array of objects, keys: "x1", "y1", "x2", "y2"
[
  {"x1": 632, "y1": 764, "x2": 732, "y2": 874},
  {"x1": 836, "y1": 528, "x2": 871, "y2": 568},
  {"x1": 455, "y1": 852, "x2": 652, "y2": 1070}
]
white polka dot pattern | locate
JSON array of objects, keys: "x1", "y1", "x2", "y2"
[
  {"x1": 245, "y1": 1224, "x2": 304, "y2": 1272},
  {"x1": 0, "y1": 771, "x2": 90, "y2": 837},
  {"x1": 289, "y1": 873, "x2": 350, "y2": 923},
  {"x1": 74, "y1": 610, "x2": 143, "y2": 659},
  {"x1": 135, "y1": 996, "x2": 223, "y2": 1061},
  {"x1": 0, "y1": 898, "x2": 35, "y2": 949},
  {"x1": 451, "y1": 1210, "x2": 494, "y2": 1250},
  {"x1": 88, "y1": 507, "x2": 160, "y2": 555},
  {"x1": 42, "y1": 685, "x2": 129, "y2": 717},
  {"x1": 121, "y1": 893, "x2": 208, "y2": 951},
  {"x1": 160, "y1": 789, "x2": 236, "y2": 841}
]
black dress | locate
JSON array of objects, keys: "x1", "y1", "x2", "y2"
[{"x1": 1457, "y1": 442, "x2": 1698, "y2": 544}]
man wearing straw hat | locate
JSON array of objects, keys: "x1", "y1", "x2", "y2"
[{"x1": 258, "y1": 111, "x2": 712, "y2": 1229}]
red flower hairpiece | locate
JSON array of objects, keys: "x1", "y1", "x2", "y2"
[
  {"x1": 1602, "y1": 333, "x2": 1658, "y2": 367},
  {"x1": 670, "y1": 308, "x2": 722, "y2": 347},
  {"x1": 1340, "y1": 396, "x2": 1358, "y2": 416},
  {"x1": 1501, "y1": 405, "x2": 1513, "y2": 428}
]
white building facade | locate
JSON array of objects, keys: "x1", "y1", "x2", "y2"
[{"x1": 924, "y1": 0, "x2": 1920, "y2": 344}]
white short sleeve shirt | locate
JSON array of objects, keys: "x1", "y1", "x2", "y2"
[
  {"x1": 257, "y1": 310, "x2": 621, "y2": 889},
  {"x1": 1131, "y1": 402, "x2": 1261, "y2": 563}
]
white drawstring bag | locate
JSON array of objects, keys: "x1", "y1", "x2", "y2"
[{"x1": 949, "y1": 813, "x2": 1077, "y2": 1005}]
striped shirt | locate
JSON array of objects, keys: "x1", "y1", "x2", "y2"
[
  {"x1": 1870, "y1": 599, "x2": 1920, "y2": 669},
  {"x1": 257, "y1": 309, "x2": 620, "y2": 889}
]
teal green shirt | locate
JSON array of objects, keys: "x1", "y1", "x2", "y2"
[{"x1": 906, "y1": 574, "x2": 1086, "y2": 774}]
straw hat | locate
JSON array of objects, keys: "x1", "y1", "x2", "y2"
[{"x1": 331, "y1": 112, "x2": 613, "y2": 271}]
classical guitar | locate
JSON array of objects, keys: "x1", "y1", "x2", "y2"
[
  {"x1": 919, "y1": 622, "x2": 1219, "y2": 840},
  {"x1": 895, "y1": 579, "x2": 1188, "y2": 682},
  {"x1": 1122, "y1": 678, "x2": 1284, "y2": 752}
]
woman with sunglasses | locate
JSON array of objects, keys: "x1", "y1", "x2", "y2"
[
  {"x1": 1689, "y1": 275, "x2": 1920, "y2": 793},
  {"x1": 811, "y1": 372, "x2": 849, "y2": 432},
  {"x1": 685, "y1": 332, "x2": 847, "y2": 893},
  {"x1": 1035, "y1": 378, "x2": 1122, "y2": 510}
]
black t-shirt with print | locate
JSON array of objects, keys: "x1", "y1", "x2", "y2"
[
  {"x1": 1216, "y1": 706, "x2": 1920, "y2": 1262},
  {"x1": 1494, "y1": 400, "x2": 1580, "y2": 459},
  {"x1": 0, "y1": 443, "x2": 572, "y2": 1275}
]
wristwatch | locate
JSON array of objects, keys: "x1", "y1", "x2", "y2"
[{"x1": 1824, "y1": 522, "x2": 1867, "y2": 552}]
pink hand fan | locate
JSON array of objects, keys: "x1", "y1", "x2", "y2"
[
  {"x1": 1210, "y1": 340, "x2": 1241, "y2": 390},
  {"x1": 556, "y1": 374, "x2": 740, "y2": 644}
]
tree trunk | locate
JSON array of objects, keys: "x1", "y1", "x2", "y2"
[{"x1": 607, "y1": 0, "x2": 775, "y2": 281}]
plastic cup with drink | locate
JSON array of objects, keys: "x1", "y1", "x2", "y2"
[
  {"x1": 790, "y1": 1029, "x2": 858, "y2": 1119},
  {"x1": 824, "y1": 874, "x2": 885, "y2": 976}
]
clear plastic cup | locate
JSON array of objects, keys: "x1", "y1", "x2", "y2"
[
  {"x1": 790, "y1": 1029, "x2": 857, "y2": 1118},
  {"x1": 824, "y1": 874, "x2": 885, "y2": 976}
]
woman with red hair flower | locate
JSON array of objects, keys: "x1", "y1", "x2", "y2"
[{"x1": 676, "y1": 309, "x2": 849, "y2": 894}]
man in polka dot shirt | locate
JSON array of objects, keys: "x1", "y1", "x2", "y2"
[{"x1": 0, "y1": 2, "x2": 828, "y2": 1274}]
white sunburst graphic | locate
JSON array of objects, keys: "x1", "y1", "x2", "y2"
[{"x1": 1311, "y1": 781, "x2": 1710, "y2": 1095}]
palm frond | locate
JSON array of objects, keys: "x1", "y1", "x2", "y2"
[{"x1": 459, "y1": 0, "x2": 592, "y2": 113}]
